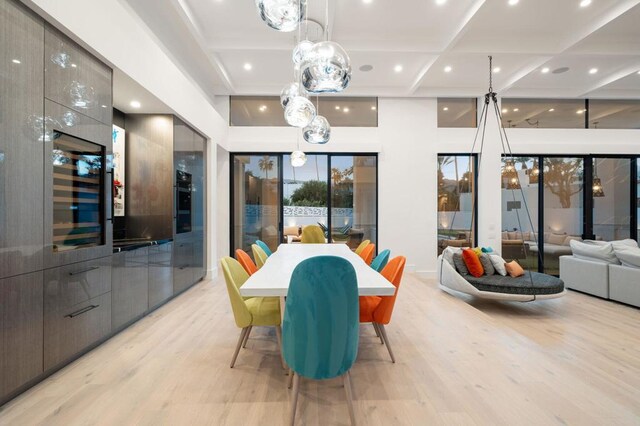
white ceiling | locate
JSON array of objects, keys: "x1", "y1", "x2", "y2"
[
  {"x1": 124, "y1": 0, "x2": 640, "y2": 99},
  {"x1": 113, "y1": 68, "x2": 173, "y2": 114}
]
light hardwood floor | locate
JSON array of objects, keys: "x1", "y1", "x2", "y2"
[{"x1": 1, "y1": 273, "x2": 639, "y2": 425}]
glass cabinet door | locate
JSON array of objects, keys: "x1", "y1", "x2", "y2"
[{"x1": 52, "y1": 132, "x2": 104, "y2": 251}]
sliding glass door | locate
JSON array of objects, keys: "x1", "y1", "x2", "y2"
[
  {"x1": 437, "y1": 155, "x2": 476, "y2": 255},
  {"x1": 232, "y1": 155, "x2": 280, "y2": 255},
  {"x1": 231, "y1": 153, "x2": 378, "y2": 256},
  {"x1": 330, "y1": 155, "x2": 377, "y2": 249},
  {"x1": 592, "y1": 158, "x2": 632, "y2": 242},
  {"x1": 282, "y1": 154, "x2": 328, "y2": 243}
]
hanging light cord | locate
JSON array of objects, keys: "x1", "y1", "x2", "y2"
[{"x1": 325, "y1": 0, "x2": 329, "y2": 41}]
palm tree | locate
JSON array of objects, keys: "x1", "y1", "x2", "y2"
[{"x1": 258, "y1": 155, "x2": 274, "y2": 180}]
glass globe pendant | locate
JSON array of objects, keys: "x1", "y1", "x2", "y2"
[
  {"x1": 292, "y1": 40, "x2": 314, "y2": 65},
  {"x1": 290, "y1": 150, "x2": 307, "y2": 167},
  {"x1": 303, "y1": 115, "x2": 330, "y2": 144},
  {"x1": 300, "y1": 41, "x2": 352, "y2": 93},
  {"x1": 284, "y1": 96, "x2": 316, "y2": 127},
  {"x1": 280, "y1": 82, "x2": 307, "y2": 109},
  {"x1": 255, "y1": 0, "x2": 306, "y2": 32}
]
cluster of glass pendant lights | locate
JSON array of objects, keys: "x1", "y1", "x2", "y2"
[{"x1": 255, "y1": 0, "x2": 352, "y2": 166}]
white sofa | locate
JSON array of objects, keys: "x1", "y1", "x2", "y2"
[{"x1": 559, "y1": 239, "x2": 640, "y2": 308}]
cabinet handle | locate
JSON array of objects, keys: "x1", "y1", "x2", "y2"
[
  {"x1": 65, "y1": 304, "x2": 99, "y2": 318},
  {"x1": 69, "y1": 266, "x2": 100, "y2": 276}
]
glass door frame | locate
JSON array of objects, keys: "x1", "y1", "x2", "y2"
[
  {"x1": 504, "y1": 153, "x2": 638, "y2": 274},
  {"x1": 229, "y1": 152, "x2": 379, "y2": 256}
]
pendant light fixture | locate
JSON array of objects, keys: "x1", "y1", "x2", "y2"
[
  {"x1": 528, "y1": 159, "x2": 540, "y2": 184},
  {"x1": 280, "y1": 82, "x2": 306, "y2": 108},
  {"x1": 592, "y1": 159, "x2": 605, "y2": 197},
  {"x1": 303, "y1": 97, "x2": 330, "y2": 144},
  {"x1": 291, "y1": 130, "x2": 307, "y2": 168},
  {"x1": 299, "y1": 0, "x2": 351, "y2": 93},
  {"x1": 255, "y1": 0, "x2": 306, "y2": 32},
  {"x1": 284, "y1": 96, "x2": 316, "y2": 127}
]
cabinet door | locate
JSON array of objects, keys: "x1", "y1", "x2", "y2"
[
  {"x1": 0, "y1": 0, "x2": 45, "y2": 279},
  {"x1": 191, "y1": 134, "x2": 206, "y2": 281},
  {"x1": 44, "y1": 25, "x2": 112, "y2": 125},
  {"x1": 112, "y1": 248, "x2": 149, "y2": 330},
  {"x1": 1, "y1": 272, "x2": 43, "y2": 398},
  {"x1": 149, "y1": 242, "x2": 173, "y2": 309},
  {"x1": 173, "y1": 239, "x2": 193, "y2": 294},
  {"x1": 173, "y1": 117, "x2": 193, "y2": 237}
]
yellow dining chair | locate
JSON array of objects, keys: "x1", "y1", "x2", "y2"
[
  {"x1": 301, "y1": 225, "x2": 325, "y2": 243},
  {"x1": 251, "y1": 244, "x2": 268, "y2": 269},
  {"x1": 220, "y1": 257, "x2": 284, "y2": 368},
  {"x1": 359, "y1": 243, "x2": 376, "y2": 265},
  {"x1": 355, "y1": 240, "x2": 370, "y2": 255}
]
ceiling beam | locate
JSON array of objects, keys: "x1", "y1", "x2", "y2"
[{"x1": 577, "y1": 61, "x2": 640, "y2": 97}]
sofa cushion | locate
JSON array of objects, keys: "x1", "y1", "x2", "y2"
[
  {"x1": 612, "y1": 245, "x2": 640, "y2": 269},
  {"x1": 611, "y1": 239, "x2": 639, "y2": 251},
  {"x1": 478, "y1": 253, "x2": 495, "y2": 276},
  {"x1": 563, "y1": 236, "x2": 582, "y2": 246},
  {"x1": 548, "y1": 233, "x2": 567, "y2": 245},
  {"x1": 570, "y1": 240, "x2": 619, "y2": 264},
  {"x1": 462, "y1": 249, "x2": 484, "y2": 278},
  {"x1": 452, "y1": 252, "x2": 469, "y2": 275},
  {"x1": 465, "y1": 271, "x2": 564, "y2": 295},
  {"x1": 505, "y1": 261, "x2": 525, "y2": 278},
  {"x1": 442, "y1": 246, "x2": 466, "y2": 267},
  {"x1": 489, "y1": 254, "x2": 508, "y2": 276}
]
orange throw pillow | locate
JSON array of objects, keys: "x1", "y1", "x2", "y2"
[
  {"x1": 462, "y1": 248, "x2": 484, "y2": 278},
  {"x1": 505, "y1": 260, "x2": 525, "y2": 278}
]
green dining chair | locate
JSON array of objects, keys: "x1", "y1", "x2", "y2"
[
  {"x1": 220, "y1": 257, "x2": 283, "y2": 368},
  {"x1": 283, "y1": 256, "x2": 359, "y2": 425},
  {"x1": 354, "y1": 240, "x2": 370, "y2": 255},
  {"x1": 252, "y1": 244, "x2": 268, "y2": 268},
  {"x1": 256, "y1": 240, "x2": 273, "y2": 257},
  {"x1": 370, "y1": 249, "x2": 391, "y2": 272},
  {"x1": 301, "y1": 225, "x2": 325, "y2": 244}
]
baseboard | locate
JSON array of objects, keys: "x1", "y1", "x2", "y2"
[{"x1": 206, "y1": 266, "x2": 218, "y2": 280}]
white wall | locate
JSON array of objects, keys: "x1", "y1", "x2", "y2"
[
  {"x1": 25, "y1": 0, "x2": 229, "y2": 276},
  {"x1": 222, "y1": 96, "x2": 640, "y2": 277}
]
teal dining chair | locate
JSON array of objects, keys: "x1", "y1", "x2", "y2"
[
  {"x1": 282, "y1": 256, "x2": 359, "y2": 426},
  {"x1": 370, "y1": 249, "x2": 391, "y2": 272},
  {"x1": 256, "y1": 240, "x2": 272, "y2": 257}
]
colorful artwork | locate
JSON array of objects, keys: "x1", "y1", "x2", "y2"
[{"x1": 112, "y1": 125, "x2": 125, "y2": 217}]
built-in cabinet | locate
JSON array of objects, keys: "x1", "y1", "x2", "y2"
[
  {"x1": 112, "y1": 248, "x2": 149, "y2": 330},
  {"x1": 148, "y1": 242, "x2": 174, "y2": 309}
]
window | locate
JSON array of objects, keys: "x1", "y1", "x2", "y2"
[
  {"x1": 588, "y1": 99, "x2": 640, "y2": 129},
  {"x1": 230, "y1": 96, "x2": 378, "y2": 127},
  {"x1": 592, "y1": 158, "x2": 632, "y2": 241},
  {"x1": 231, "y1": 153, "x2": 378, "y2": 255},
  {"x1": 437, "y1": 154, "x2": 477, "y2": 254},
  {"x1": 501, "y1": 99, "x2": 586, "y2": 129},
  {"x1": 437, "y1": 98, "x2": 477, "y2": 128}
]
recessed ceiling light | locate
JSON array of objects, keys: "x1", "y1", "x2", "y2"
[
  {"x1": 71, "y1": 63, "x2": 77, "y2": 68},
  {"x1": 580, "y1": 0, "x2": 592, "y2": 7},
  {"x1": 11, "y1": 59, "x2": 21, "y2": 64},
  {"x1": 243, "y1": 63, "x2": 252, "y2": 71},
  {"x1": 513, "y1": 108, "x2": 519, "y2": 112},
  {"x1": 444, "y1": 65, "x2": 452, "y2": 73},
  {"x1": 443, "y1": 107, "x2": 449, "y2": 111},
  {"x1": 343, "y1": 107, "x2": 350, "y2": 113},
  {"x1": 589, "y1": 68, "x2": 598, "y2": 74},
  {"x1": 637, "y1": 71, "x2": 640, "y2": 75},
  {"x1": 101, "y1": 105, "x2": 108, "y2": 108},
  {"x1": 130, "y1": 100, "x2": 141, "y2": 109},
  {"x1": 508, "y1": 0, "x2": 519, "y2": 5},
  {"x1": 548, "y1": 108, "x2": 555, "y2": 112},
  {"x1": 502, "y1": 108, "x2": 508, "y2": 113},
  {"x1": 394, "y1": 64, "x2": 403, "y2": 73},
  {"x1": 436, "y1": 0, "x2": 447, "y2": 5},
  {"x1": 493, "y1": 67, "x2": 501, "y2": 73},
  {"x1": 335, "y1": 105, "x2": 340, "y2": 110},
  {"x1": 259, "y1": 105, "x2": 267, "y2": 112},
  {"x1": 371, "y1": 106, "x2": 377, "y2": 110},
  {"x1": 576, "y1": 109, "x2": 584, "y2": 114},
  {"x1": 541, "y1": 67, "x2": 550, "y2": 74}
]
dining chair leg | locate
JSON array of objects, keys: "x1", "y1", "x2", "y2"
[
  {"x1": 288, "y1": 369, "x2": 294, "y2": 389},
  {"x1": 373, "y1": 323, "x2": 384, "y2": 345},
  {"x1": 289, "y1": 373, "x2": 300, "y2": 426},
  {"x1": 373, "y1": 323, "x2": 380, "y2": 337},
  {"x1": 242, "y1": 325, "x2": 252, "y2": 349},
  {"x1": 378, "y1": 324, "x2": 396, "y2": 363},
  {"x1": 230, "y1": 327, "x2": 249, "y2": 368},
  {"x1": 343, "y1": 371, "x2": 357, "y2": 425},
  {"x1": 275, "y1": 325, "x2": 287, "y2": 369}
]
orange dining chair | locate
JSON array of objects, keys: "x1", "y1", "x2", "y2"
[
  {"x1": 358, "y1": 243, "x2": 375, "y2": 265},
  {"x1": 359, "y1": 256, "x2": 406, "y2": 363},
  {"x1": 235, "y1": 249, "x2": 258, "y2": 276}
]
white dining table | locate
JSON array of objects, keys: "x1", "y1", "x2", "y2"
[{"x1": 239, "y1": 243, "x2": 396, "y2": 297}]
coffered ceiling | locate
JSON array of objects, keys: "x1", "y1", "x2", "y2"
[{"x1": 123, "y1": 0, "x2": 640, "y2": 100}]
